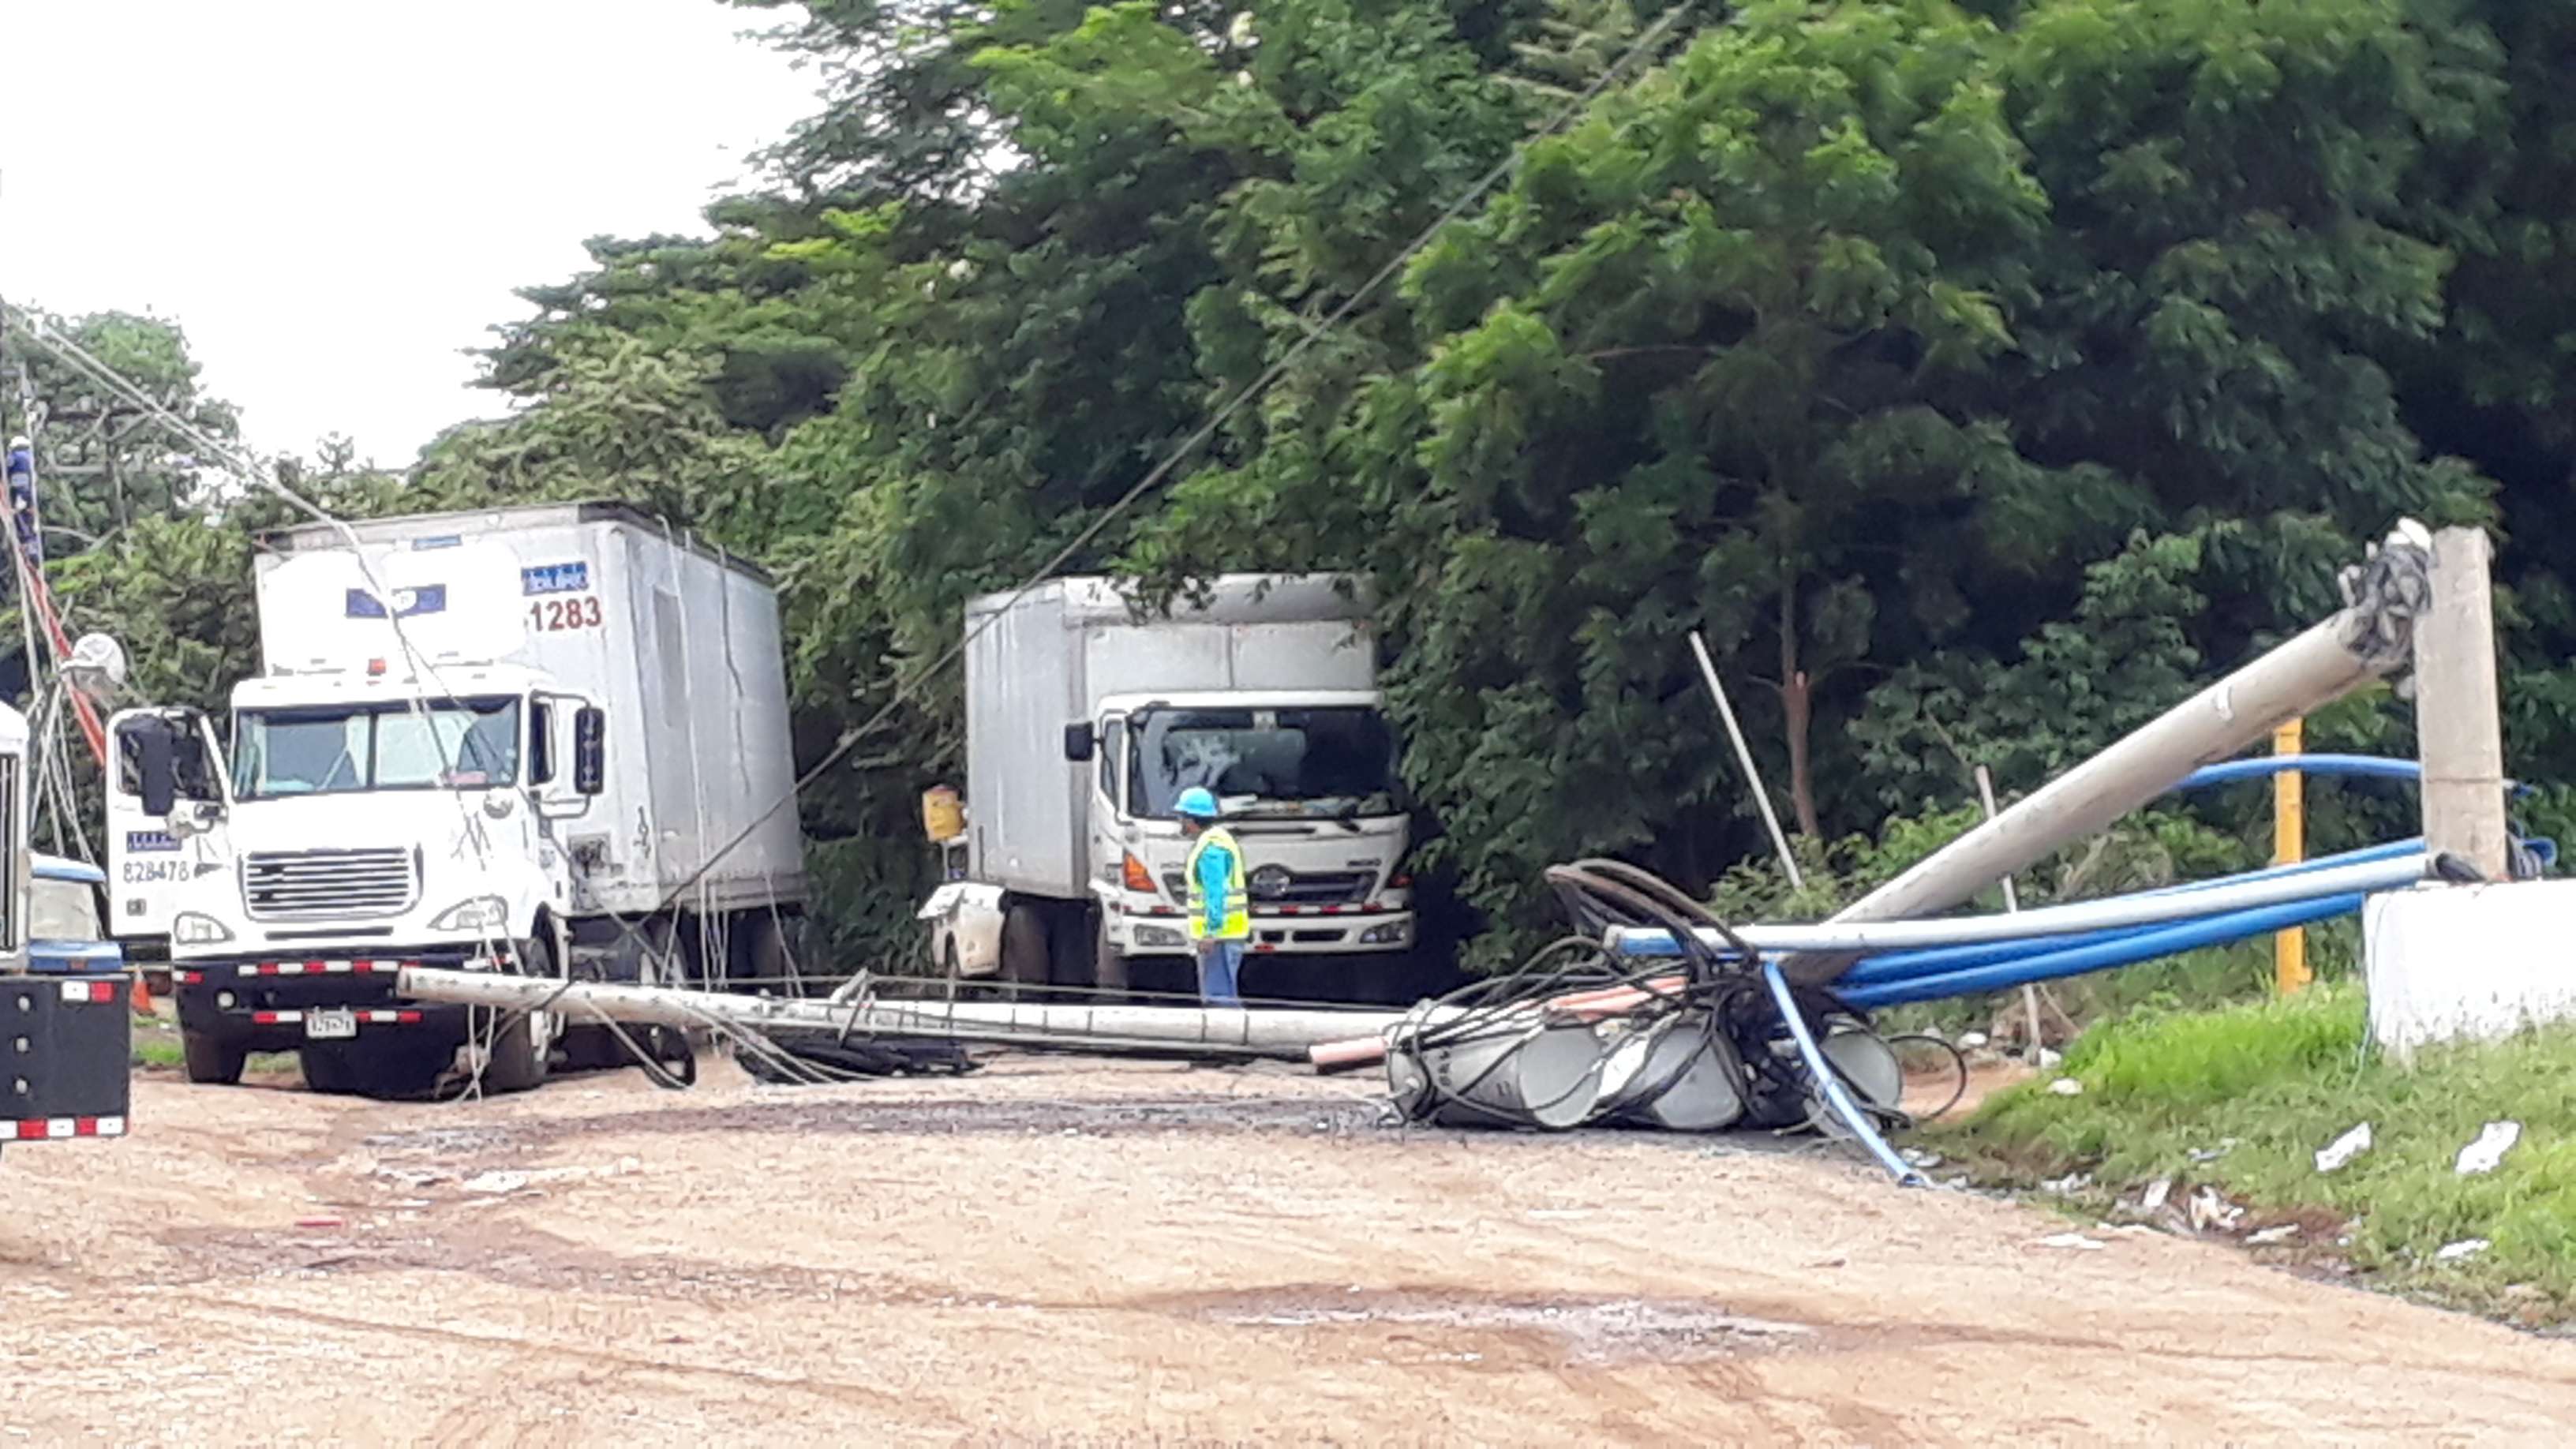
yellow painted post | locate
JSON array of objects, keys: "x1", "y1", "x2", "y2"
[{"x1": 2274, "y1": 718, "x2": 2309, "y2": 994}]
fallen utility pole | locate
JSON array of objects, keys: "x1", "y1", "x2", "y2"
[
  {"x1": 1774, "y1": 520, "x2": 2436, "y2": 986},
  {"x1": 399, "y1": 968, "x2": 1416, "y2": 1061}
]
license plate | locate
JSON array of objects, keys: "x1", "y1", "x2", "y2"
[{"x1": 304, "y1": 1007, "x2": 358, "y2": 1040}]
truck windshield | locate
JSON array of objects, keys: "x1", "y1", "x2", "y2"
[
  {"x1": 1128, "y1": 706, "x2": 1400, "y2": 820},
  {"x1": 230, "y1": 697, "x2": 522, "y2": 799}
]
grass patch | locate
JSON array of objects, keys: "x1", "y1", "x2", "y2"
[
  {"x1": 1934, "y1": 985, "x2": 2576, "y2": 1323},
  {"x1": 131, "y1": 1036, "x2": 184, "y2": 1069}
]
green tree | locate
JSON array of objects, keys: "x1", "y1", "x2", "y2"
[{"x1": 2, "y1": 309, "x2": 242, "y2": 548}]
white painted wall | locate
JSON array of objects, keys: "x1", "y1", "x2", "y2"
[{"x1": 2364, "y1": 880, "x2": 2576, "y2": 1062}]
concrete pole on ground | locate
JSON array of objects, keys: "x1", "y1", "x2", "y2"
[{"x1": 2413, "y1": 527, "x2": 2510, "y2": 882}]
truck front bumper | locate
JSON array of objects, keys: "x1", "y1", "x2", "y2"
[
  {"x1": 1247, "y1": 909, "x2": 1413, "y2": 954},
  {"x1": 1116, "y1": 908, "x2": 1414, "y2": 956},
  {"x1": 174, "y1": 952, "x2": 492, "y2": 1051}
]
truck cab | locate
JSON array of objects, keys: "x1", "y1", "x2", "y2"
[
  {"x1": 929, "y1": 572, "x2": 1421, "y2": 1003},
  {"x1": 110, "y1": 664, "x2": 606, "y2": 1095},
  {"x1": 1076, "y1": 690, "x2": 1413, "y2": 971}
]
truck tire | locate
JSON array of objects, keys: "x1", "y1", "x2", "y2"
[
  {"x1": 478, "y1": 1008, "x2": 550, "y2": 1094},
  {"x1": 350, "y1": 1041, "x2": 450, "y2": 1100},
  {"x1": 1000, "y1": 903, "x2": 1050, "y2": 997},
  {"x1": 738, "y1": 911, "x2": 801, "y2": 998},
  {"x1": 1091, "y1": 915, "x2": 1130, "y2": 1003},
  {"x1": 478, "y1": 933, "x2": 557, "y2": 1095},
  {"x1": 182, "y1": 1030, "x2": 246, "y2": 1086},
  {"x1": 638, "y1": 917, "x2": 683, "y2": 987},
  {"x1": 298, "y1": 1046, "x2": 359, "y2": 1095}
]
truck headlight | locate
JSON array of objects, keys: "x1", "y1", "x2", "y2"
[
  {"x1": 430, "y1": 897, "x2": 511, "y2": 933},
  {"x1": 1360, "y1": 921, "x2": 1410, "y2": 945},
  {"x1": 1135, "y1": 925, "x2": 1186, "y2": 949},
  {"x1": 173, "y1": 912, "x2": 234, "y2": 945}
]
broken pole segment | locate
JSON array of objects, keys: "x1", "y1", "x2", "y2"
[
  {"x1": 2413, "y1": 526, "x2": 2510, "y2": 882},
  {"x1": 1774, "y1": 522, "x2": 2435, "y2": 987}
]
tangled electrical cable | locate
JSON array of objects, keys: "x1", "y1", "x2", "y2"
[{"x1": 1383, "y1": 859, "x2": 1927, "y2": 1145}]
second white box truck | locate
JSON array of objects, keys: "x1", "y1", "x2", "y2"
[
  {"x1": 923, "y1": 574, "x2": 1417, "y2": 1001},
  {"x1": 110, "y1": 501, "x2": 807, "y2": 1095}
]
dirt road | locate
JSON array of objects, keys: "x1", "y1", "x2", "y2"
[{"x1": 3, "y1": 1054, "x2": 2570, "y2": 1445}]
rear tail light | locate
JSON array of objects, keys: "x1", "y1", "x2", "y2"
[
  {"x1": 1391, "y1": 872, "x2": 1413, "y2": 889},
  {"x1": 1122, "y1": 853, "x2": 1157, "y2": 893}
]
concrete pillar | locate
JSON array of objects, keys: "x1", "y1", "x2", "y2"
[{"x1": 2414, "y1": 527, "x2": 2510, "y2": 882}]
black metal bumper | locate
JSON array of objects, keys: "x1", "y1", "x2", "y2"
[
  {"x1": 174, "y1": 955, "x2": 481, "y2": 1052},
  {"x1": 0, "y1": 972, "x2": 133, "y2": 1144}
]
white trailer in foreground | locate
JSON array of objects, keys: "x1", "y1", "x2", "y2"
[
  {"x1": 923, "y1": 574, "x2": 1417, "y2": 1001},
  {"x1": 110, "y1": 501, "x2": 806, "y2": 1095}
]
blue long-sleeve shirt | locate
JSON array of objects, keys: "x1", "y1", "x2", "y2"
[{"x1": 1196, "y1": 834, "x2": 1237, "y2": 937}]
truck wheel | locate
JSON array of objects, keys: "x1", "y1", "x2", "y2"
[
  {"x1": 1091, "y1": 915, "x2": 1130, "y2": 1003},
  {"x1": 638, "y1": 917, "x2": 683, "y2": 987},
  {"x1": 182, "y1": 1030, "x2": 246, "y2": 1086},
  {"x1": 1000, "y1": 904, "x2": 1050, "y2": 998},
  {"x1": 299, "y1": 1046, "x2": 359, "y2": 1095},
  {"x1": 739, "y1": 912, "x2": 801, "y2": 998},
  {"x1": 478, "y1": 1009, "x2": 550, "y2": 1094},
  {"x1": 478, "y1": 934, "x2": 557, "y2": 1094},
  {"x1": 351, "y1": 1042, "x2": 451, "y2": 1100}
]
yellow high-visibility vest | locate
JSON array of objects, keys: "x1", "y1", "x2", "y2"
[{"x1": 1185, "y1": 826, "x2": 1252, "y2": 942}]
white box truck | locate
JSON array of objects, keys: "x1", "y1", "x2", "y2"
[
  {"x1": 922, "y1": 575, "x2": 1415, "y2": 999},
  {"x1": 107, "y1": 502, "x2": 807, "y2": 1095}
]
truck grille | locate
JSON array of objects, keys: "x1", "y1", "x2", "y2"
[
  {"x1": 242, "y1": 848, "x2": 417, "y2": 922},
  {"x1": 1162, "y1": 867, "x2": 1374, "y2": 905}
]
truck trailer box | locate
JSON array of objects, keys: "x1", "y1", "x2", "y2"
[
  {"x1": 253, "y1": 503, "x2": 805, "y2": 916},
  {"x1": 962, "y1": 575, "x2": 1376, "y2": 900}
]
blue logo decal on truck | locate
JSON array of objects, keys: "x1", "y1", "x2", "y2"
[
  {"x1": 522, "y1": 562, "x2": 590, "y2": 596},
  {"x1": 125, "y1": 829, "x2": 179, "y2": 853}
]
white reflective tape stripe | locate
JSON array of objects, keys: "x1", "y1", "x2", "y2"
[
  {"x1": 58, "y1": 980, "x2": 82, "y2": 1002},
  {"x1": 324, "y1": 962, "x2": 354, "y2": 973},
  {"x1": 97, "y1": 1117, "x2": 125, "y2": 1136},
  {"x1": 46, "y1": 1119, "x2": 73, "y2": 1140}
]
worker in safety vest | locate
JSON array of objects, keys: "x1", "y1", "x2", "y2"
[{"x1": 1177, "y1": 787, "x2": 1249, "y2": 1007}]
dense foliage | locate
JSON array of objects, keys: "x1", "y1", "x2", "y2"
[{"x1": 19, "y1": 0, "x2": 2576, "y2": 968}]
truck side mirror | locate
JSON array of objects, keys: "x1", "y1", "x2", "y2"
[
  {"x1": 1062, "y1": 721, "x2": 1095, "y2": 763},
  {"x1": 575, "y1": 706, "x2": 607, "y2": 796},
  {"x1": 137, "y1": 721, "x2": 178, "y2": 818}
]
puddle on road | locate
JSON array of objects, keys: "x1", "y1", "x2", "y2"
[{"x1": 1174, "y1": 1286, "x2": 1818, "y2": 1365}]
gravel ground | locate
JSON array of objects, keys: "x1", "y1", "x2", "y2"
[{"x1": 2, "y1": 1052, "x2": 2571, "y2": 1444}]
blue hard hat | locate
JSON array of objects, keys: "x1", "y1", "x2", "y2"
[{"x1": 1175, "y1": 787, "x2": 1221, "y2": 820}]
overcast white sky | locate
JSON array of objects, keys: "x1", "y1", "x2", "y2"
[{"x1": 2, "y1": 0, "x2": 819, "y2": 466}]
